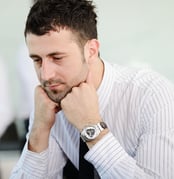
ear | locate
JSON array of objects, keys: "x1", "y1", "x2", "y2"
[{"x1": 84, "y1": 39, "x2": 100, "y2": 64}]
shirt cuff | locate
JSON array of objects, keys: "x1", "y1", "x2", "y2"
[
  {"x1": 84, "y1": 132, "x2": 128, "y2": 176},
  {"x1": 21, "y1": 143, "x2": 49, "y2": 178}
]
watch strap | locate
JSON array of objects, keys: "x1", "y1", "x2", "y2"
[
  {"x1": 97, "y1": 122, "x2": 107, "y2": 131},
  {"x1": 80, "y1": 121, "x2": 107, "y2": 142}
]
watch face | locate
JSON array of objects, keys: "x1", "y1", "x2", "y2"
[
  {"x1": 81, "y1": 125, "x2": 101, "y2": 142},
  {"x1": 86, "y1": 127, "x2": 95, "y2": 137}
]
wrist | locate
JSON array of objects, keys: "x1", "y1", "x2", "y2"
[
  {"x1": 86, "y1": 128, "x2": 109, "y2": 148},
  {"x1": 80, "y1": 121, "x2": 108, "y2": 148},
  {"x1": 28, "y1": 126, "x2": 50, "y2": 153}
]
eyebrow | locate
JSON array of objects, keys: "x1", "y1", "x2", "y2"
[{"x1": 29, "y1": 51, "x2": 66, "y2": 59}]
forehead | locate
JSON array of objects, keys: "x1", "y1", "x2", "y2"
[{"x1": 25, "y1": 29, "x2": 78, "y2": 55}]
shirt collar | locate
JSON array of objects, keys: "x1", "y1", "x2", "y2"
[{"x1": 97, "y1": 60, "x2": 115, "y2": 114}]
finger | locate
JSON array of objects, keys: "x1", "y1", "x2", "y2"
[
  {"x1": 55, "y1": 103, "x2": 61, "y2": 113},
  {"x1": 86, "y1": 70, "x2": 94, "y2": 86}
]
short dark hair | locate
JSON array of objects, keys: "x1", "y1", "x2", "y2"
[{"x1": 25, "y1": 0, "x2": 98, "y2": 45}]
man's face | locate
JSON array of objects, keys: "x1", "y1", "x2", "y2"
[{"x1": 26, "y1": 29, "x2": 89, "y2": 103}]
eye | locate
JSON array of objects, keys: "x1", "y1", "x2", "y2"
[
  {"x1": 33, "y1": 58, "x2": 40, "y2": 62},
  {"x1": 53, "y1": 56, "x2": 63, "y2": 60},
  {"x1": 32, "y1": 58, "x2": 42, "y2": 65}
]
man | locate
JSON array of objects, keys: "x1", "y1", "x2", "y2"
[{"x1": 11, "y1": 0, "x2": 174, "y2": 178}]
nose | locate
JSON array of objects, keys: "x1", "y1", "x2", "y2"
[{"x1": 40, "y1": 59, "x2": 56, "y2": 81}]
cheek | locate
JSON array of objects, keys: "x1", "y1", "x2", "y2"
[
  {"x1": 60, "y1": 61, "x2": 80, "y2": 78},
  {"x1": 34, "y1": 66, "x2": 41, "y2": 81},
  {"x1": 62, "y1": 68, "x2": 77, "y2": 83},
  {"x1": 68, "y1": 63, "x2": 88, "y2": 85}
]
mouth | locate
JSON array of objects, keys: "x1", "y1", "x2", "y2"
[{"x1": 46, "y1": 84, "x2": 63, "y2": 91}]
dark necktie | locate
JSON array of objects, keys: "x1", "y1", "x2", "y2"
[
  {"x1": 79, "y1": 138, "x2": 94, "y2": 179},
  {"x1": 63, "y1": 138, "x2": 100, "y2": 179}
]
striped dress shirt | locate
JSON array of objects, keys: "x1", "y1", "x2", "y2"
[{"x1": 10, "y1": 60, "x2": 174, "y2": 179}]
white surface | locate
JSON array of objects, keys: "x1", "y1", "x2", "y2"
[
  {"x1": 95, "y1": 0, "x2": 174, "y2": 81},
  {"x1": 0, "y1": 151, "x2": 20, "y2": 179}
]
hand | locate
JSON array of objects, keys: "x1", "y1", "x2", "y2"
[
  {"x1": 33, "y1": 85, "x2": 60, "y2": 130},
  {"x1": 60, "y1": 71, "x2": 101, "y2": 131},
  {"x1": 28, "y1": 85, "x2": 60, "y2": 152}
]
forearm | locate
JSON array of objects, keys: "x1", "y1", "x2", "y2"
[
  {"x1": 28, "y1": 124, "x2": 50, "y2": 152},
  {"x1": 10, "y1": 136, "x2": 66, "y2": 179},
  {"x1": 10, "y1": 141, "x2": 49, "y2": 179},
  {"x1": 27, "y1": 85, "x2": 60, "y2": 153},
  {"x1": 85, "y1": 132, "x2": 157, "y2": 179}
]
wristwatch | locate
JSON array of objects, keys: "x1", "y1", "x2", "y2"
[{"x1": 80, "y1": 122, "x2": 107, "y2": 142}]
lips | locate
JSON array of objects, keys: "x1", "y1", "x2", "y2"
[{"x1": 47, "y1": 84, "x2": 62, "y2": 90}]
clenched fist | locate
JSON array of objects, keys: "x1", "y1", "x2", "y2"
[
  {"x1": 28, "y1": 85, "x2": 60, "y2": 152},
  {"x1": 61, "y1": 71, "x2": 102, "y2": 131}
]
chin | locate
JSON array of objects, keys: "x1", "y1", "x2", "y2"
[{"x1": 47, "y1": 90, "x2": 70, "y2": 103}]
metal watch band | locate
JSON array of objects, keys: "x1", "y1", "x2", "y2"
[
  {"x1": 80, "y1": 122, "x2": 107, "y2": 142},
  {"x1": 97, "y1": 122, "x2": 107, "y2": 131}
]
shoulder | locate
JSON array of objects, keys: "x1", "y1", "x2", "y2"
[
  {"x1": 109, "y1": 62, "x2": 174, "y2": 93},
  {"x1": 107, "y1": 62, "x2": 174, "y2": 109}
]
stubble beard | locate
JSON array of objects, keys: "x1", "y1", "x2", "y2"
[
  {"x1": 44, "y1": 85, "x2": 72, "y2": 104},
  {"x1": 42, "y1": 57, "x2": 88, "y2": 104}
]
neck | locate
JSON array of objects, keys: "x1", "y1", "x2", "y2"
[{"x1": 90, "y1": 58, "x2": 104, "y2": 90}]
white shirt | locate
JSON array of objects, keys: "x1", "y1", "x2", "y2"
[{"x1": 10, "y1": 60, "x2": 174, "y2": 178}]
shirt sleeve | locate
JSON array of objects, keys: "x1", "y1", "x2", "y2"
[
  {"x1": 85, "y1": 85, "x2": 174, "y2": 178},
  {"x1": 10, "y1": 135, "x2": 66, "y2": 179},
  {"x1": 85, "y1": 131, "x2": 174, "y2": 179}
]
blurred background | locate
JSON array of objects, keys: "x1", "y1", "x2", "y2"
[{"x1": 1, "y1": 0, "x2": 174, "y2": 178}]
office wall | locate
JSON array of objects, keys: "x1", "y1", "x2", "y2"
[
  {"x1": 0, "y1": 0, "x2": 174, "y2": 108},
  {"x1": 95, "y1": 0, "x2": 174, "y2": 81},
  {"x1": 0, "y1": 1, "x2": 30, "y2": 67},
  {"x1": 0, "y1": 1, "x2": 30, "y2": 112}
]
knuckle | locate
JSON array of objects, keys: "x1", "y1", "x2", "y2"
[{"x1": 71, "y1": 86, "x2": 78, "y2": 93}]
